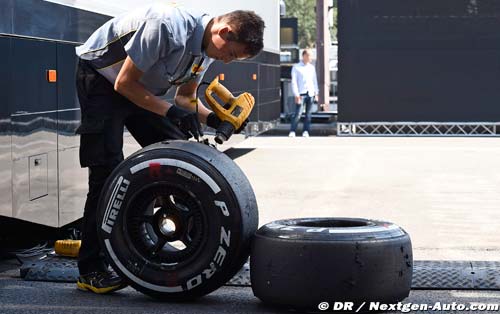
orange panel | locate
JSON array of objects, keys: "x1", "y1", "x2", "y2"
[{"x1": 47, "y1": 70, "x2": 57, "y2": 83}]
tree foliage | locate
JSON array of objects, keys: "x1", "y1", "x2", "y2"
[
  {"x1": 285, "y1": 0, "x2": 337, "y2": 48},
  {"x1": 285, "y1": 0, "x2": 316, "y2": 48}
]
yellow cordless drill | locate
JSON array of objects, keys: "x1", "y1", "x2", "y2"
[{"x1": 204, "y1": 77, "x2": 255, "y2": 144}]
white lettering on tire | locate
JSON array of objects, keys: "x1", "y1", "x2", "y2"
[
  {"x1": 214, "y1": 200, "x2": 230, "y2": 217},
  {"x1": 129, "y1": 158, "x2": 221, "y2": 193},
  {"x1": 186, "y1": 226, "x2": 232, "y2": 290},
  {"x1": 102, "y1": 176, "x2": 130, "y2": 234},
  {"x1": 186, "y1": 275, "x2": 203, "y2": 290},
  {"x1": 266, "y1": 223, "x2": 400, "y2": 234}
]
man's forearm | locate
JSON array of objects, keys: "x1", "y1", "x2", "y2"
[
  {"x1": 174, "y1": 94, "x2": 212, "y2": 124},
  {"x1": 115, "y1": 79, "x2": 172, "y2": 116}
]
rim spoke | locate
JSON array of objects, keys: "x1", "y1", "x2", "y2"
[
  {"x1": 143, "y1": 215, "x2": 155, "y2": 225},
  {"x1": 180, "y1": 232, "x2": 192, "y2": 246},
  {"x1": 169, "y1": 195, "x2": 192, "y2": 212},
  {"x1": 180, "y1": 218, "x2": 196, "y2": 245},
  {"x1": 127, "y1": 187, "x2": 204, "y2": 265},
  {"x1": 174, "y1": 201, "x2": 190, "y2": 213},
  {"x1": 150, "y1": 237, "x2": 168, "y2": 256},
  {"x1": 151, "y1": 196, "x2": 168, "y2": 213},
  {"x1": 159, "y1": 195, "x2": 177, "y2": 212},
  {"x1": 178, "y1": 209, "x2": 194, "y2": 222},
  {"x1": 131, "y1": 213, "x2": 154, "y2": 225}
]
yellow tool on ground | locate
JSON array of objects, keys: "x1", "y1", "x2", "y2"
[
  {"x1": 54, "y1": 239, "x2": 81, "y2": 258},
  {"x1": 205, "y1": 77, "x2": 255, "y2": 144}
]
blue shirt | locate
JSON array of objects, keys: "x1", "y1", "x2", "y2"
[{"x1": 76, "y1": 4, "x2": 214, "y2": 96}]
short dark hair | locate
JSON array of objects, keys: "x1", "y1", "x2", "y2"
[{"x1": 219, "y1": 10, "x2": 265, "y2": 57}]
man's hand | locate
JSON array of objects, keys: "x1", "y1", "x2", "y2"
[
  {"x1": 206, "y1": 112, "x2": 221, "y2": 129},
  {"x1": 166, "y1": 106, "x2": 203, "y2": 140},
  {"x1": 295, "y1": 96, "x2": 301, "y2": 104}
]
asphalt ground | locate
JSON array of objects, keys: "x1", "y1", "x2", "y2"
[
  {"x1": 232, "y1": 136, "x2": 500, "y2": 261},
  {"x1": 1, "y1": 266, "x2": 500, "y2": 314}
]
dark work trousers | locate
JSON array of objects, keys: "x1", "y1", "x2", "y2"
[{"x1": 75, "y1": 59, "x2": 185, "y2": 275}]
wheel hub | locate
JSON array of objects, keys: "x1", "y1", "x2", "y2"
[
  {"x1": 158, "y1": 216, "x2": 177, "y2": 237},
  {"x1": 126, "y1": 185, "x2": 206, "y2": 267}
]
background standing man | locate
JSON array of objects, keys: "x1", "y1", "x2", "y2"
[
  {"x1": 289, "y1": 49, "x2": 319, "y2": 137},
  {"x1": 74, "y1": 3, "x2": 264, "y2": 294}
]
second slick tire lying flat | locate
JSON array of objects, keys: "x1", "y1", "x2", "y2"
[{"x1": 250, "y1": 217, "x2": 413, "y2": 310}]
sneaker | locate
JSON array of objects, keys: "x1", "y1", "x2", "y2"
[
  {"x1": 77, "y1": 270, "x2": 127, "y2": 294},
  {"x1": 288, "y1": 131, "x2": 296, "y2": 137},
  {"x1": 302, "y1": 131, "x2": 310, "y2": 137}
]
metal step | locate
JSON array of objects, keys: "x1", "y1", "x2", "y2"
[{"x1": 20, "y1": 256, "x2": 500, "y2": 290}]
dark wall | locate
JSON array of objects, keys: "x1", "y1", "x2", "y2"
[
  {"x1": 209, "y1": 51, "x2": 281, "y2": 123},
  {"x1": 165, "y1": 51, "x2": 281, "y2": 123},
  {"x1": 1, "y1": 0, "x2": 280, "y2": 124},
  {"x1": 338, "y1": 0, "x2": 500, "y2": 122},
  {"x1": 0, "y1": 0, "x2": 111, "y2": 43},
  {"x1": 0, "y1": 0, "x2": 280, "y2": 226}
]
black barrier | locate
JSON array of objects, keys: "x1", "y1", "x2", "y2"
[{"x1": 338, "y1": 0, "x2": 500, "y2": 122}]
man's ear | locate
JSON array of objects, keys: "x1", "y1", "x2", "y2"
[{"x1": 218, "y1": 26, "x2": 236, "y2": 41}]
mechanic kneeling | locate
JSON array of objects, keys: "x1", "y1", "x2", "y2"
[{"x1": 74, "y1": 3, "x2": 264, "y2": 294}]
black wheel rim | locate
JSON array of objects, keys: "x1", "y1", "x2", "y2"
[{"x1": 125, "y1": 183, "x2": 207, "y2": 270}]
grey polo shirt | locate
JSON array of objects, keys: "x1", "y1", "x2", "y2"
[{"x1": 76, "y1": 4, "x2": 214, "y2": 96}]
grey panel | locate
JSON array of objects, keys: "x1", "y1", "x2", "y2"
[
  {"x1": 29, "y1": 154, "x2": 48, "y2": 200},
  {"x1": 206, "y1": 61, "x2": 259, "y2": 93},
  {"x1": 257, "y1": 101, "x2": 281, "y2": 123},
  {"x1": 57, "y1": 44, "x2": 79, "y2": 111},
  {"x1": 57, "y1": 142, "x2": 86, "y2": 227},
  {"x1": 13, "y1": 0, "x2": 70, "y2": 43},
  {"x1": 12, "y1": 38, "x2": 57, "y2": 113},
  {"x1": 10, "y1": 0, "x2": 110, "y2": 43},
  {"x1": 11, "y1": 113, "x2": 58, "y2": 160},
  {"x1": 11, "y1": 37, "x2": 58, "y2": 227},
  {"x1": 281, "y1": 80, "x2": 295, "y2": 115},
  {"x1": 338, "y1": 0, "x2": 500, "y2": 122},
  {"x1": 0, "y1": 0, "x2": 13, "y2": 35},
  {"x1": 252, "y1": 50, "x2": 281, "y2": 65},
  {"x1": 258, "y1": 64, "x2": 280, "y2": 91},
  {"x1": 61, "y1": 4, "x2": 111, "y2": 43},
  {"x1": 258, "y1": 88, "x2": 280, "y2": 106},
  {"x1": 258, "y1": 64, "x2": 281, "y2": 121},
  {"x1": 0, "y1": 36, "x2": 12, "y2": 218},
  {"x1": 12, "y1": 113, "x2": 58, "y2": 227},
  {"x1": 57, "y1": 43, "x2": 86, "y2": 227},
  {"x1": 204, "y1": 60, "x2": 281, "y2": 123}
]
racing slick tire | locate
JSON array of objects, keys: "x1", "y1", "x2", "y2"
[
  {"x1": 250, "y1": 218, "x2": 412, "y2": 310},
  {"x1": 97, "y1": 140, "x2": 258, "y2": 300}
]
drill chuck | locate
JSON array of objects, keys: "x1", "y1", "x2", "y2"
[{"x1": 215, "y1": 121, "x2": 235, "y2": 144}]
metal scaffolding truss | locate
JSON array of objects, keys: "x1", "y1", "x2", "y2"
[{"x1": 338, "y1": 122, "x2": 500, "y2": 137}]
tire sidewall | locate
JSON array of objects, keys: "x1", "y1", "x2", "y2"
[
  {"x1": 97, "y1": 145, "x2": 246, "y2": 298},
  {"x1": 250, "y1": 218, "x2": 413, "y2": 308},
  {"x1": 257, "y1": 217, "x2": 408, "y2": 241}
]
